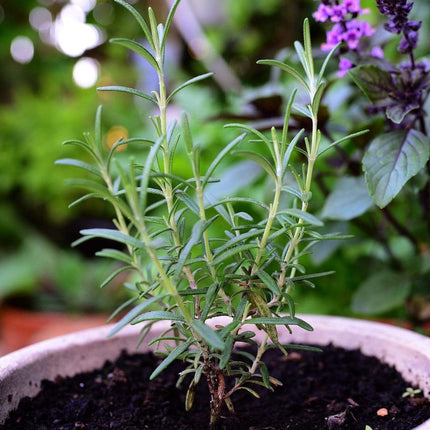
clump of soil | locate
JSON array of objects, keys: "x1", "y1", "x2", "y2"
[{"x1": 2, "y1": 344, "x2": 430, "y2": 429}]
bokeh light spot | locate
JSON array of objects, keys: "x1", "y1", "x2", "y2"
[
  {"x1": 71, "y1": 0, "x2": 97, "y2": 13},
  {"x1": 10, "y1": 36, "x2": 35, "y2": 64},
  {"x1": 29, "y1": 7, "x2": 52, "y2": 31},
  {"x1": 60, "y1": 4, "x2": 85, "y2": 24},
  {"x1": 73, "y1": 57, "x2": 100, "y2": 88},
  {"x1": 55, "y1": 20, "x2": 104, "y2": 57},
  {"x1": 106, "y1": 126, "x2": 129, "y2": 151}
]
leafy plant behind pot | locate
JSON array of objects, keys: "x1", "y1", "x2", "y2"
[{"x1": 58, "y1": 0, "x2": 359, "y2": 426}]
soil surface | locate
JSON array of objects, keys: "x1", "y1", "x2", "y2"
[{"x1": 2, "y1": 344, "x2": 430, "y2": 430}]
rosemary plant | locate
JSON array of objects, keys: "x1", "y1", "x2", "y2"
[{"x1": 58, "y1": 0, "x2": 359, "y2": 426}]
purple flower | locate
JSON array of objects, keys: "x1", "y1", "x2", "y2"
[
  {"x1": 322, "y1": 24, "x2": 343, "y2": 51},
  {"x1": 313, "y1": 4, "x2": 332, "y2": 22},
  {"x1": 331, "y1": 5, "x2": 347, "y2": 22},
  {"x1": 321, "y1": 20, "x2": 374, "y2": 51},
  {"x1": 371, "y1": 46, "x2": 384, "y2": 58},
  {"x1": 346, "y1": 20, "x2": 374, "y2": 49},
  {"x1": 343, "y1": 0, "x2": 361, "y2": 14},
  {"x1": 313, "y1": 0, "x2": 377, "y2": 76},
  {"x1": 338, "y1": 57, "x2": 353, "y2": 77},
  {"x1": 343, "y1": 28, "x2": 362, "y2": 50},
  {"x1": 313, "y1": 0, "x2": 370, "y2": 23}
]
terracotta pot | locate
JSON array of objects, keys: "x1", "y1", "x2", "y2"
[
  {"x1": 1, "y1": 315, "x2": 430, "y2": 428},
  {"x1": 0, "y1": 306, "x2": 109, "y2": 354}
]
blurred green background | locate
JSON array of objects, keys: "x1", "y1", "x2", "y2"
[
  {"x1": 0, "y1": 0, "x2": 318, "y2": 315},
  {"x1": 1, "y1": 0, "x2": 429, "y2": 331}
]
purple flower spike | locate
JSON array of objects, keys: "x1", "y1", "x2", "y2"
[
  {"x1": 399, "y1": 31, "x2": 419, "y2": 54},
  {"x1": 376, "y1": 0, "x2": 413, "y2": 33},
  {"x1": 376, "y1": 0, "x2": 421, "y2": 54}
]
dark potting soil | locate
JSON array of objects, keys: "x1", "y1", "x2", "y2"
[{"x1": 2, "y1": 344, "x2": 430, "y2": 430}]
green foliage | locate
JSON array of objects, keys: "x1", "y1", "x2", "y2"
[
  {"x1": 0, "y1": 242, "x2": 39, "y2": 300},
  {"x1": 0, "y1": 87, "x2": 97, "y2": 221},
  {"x1": 0, "y1": 232, "x2": 124, "y2": 313},
  {"x1": 321, "y1": 177, "x2": 374, "y2": 221},
  {"x1": 351, "y1": 271, "x2": 411, "y2": 315},
  {"x1": 0, "y1": 79, "x2": 144, "y2": 225},
  {"x1": 62, "y1": 2, "x2": 345, "y2": 426}
]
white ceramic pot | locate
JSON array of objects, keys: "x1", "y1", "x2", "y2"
[{"x1": 1, "y1": 315, "x2": 429, "y2": 429}]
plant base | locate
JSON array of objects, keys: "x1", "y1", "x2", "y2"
[
  {"x1": 1, "y1": 316, "x2": 430, "y2": 429},
  {"x1": 2, "y1": 345, "x2": 430, "y2": 429}
]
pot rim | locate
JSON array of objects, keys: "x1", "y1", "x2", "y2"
[{"x1": 1, "y1": 315, "x2": 429, "y2": 429}]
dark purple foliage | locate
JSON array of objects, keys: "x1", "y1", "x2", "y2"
[{"x1": 313, "y1": 0, "x2": 429, "y2": 129}]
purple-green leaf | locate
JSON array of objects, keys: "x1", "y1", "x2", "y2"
[
  {"x1": 386, "y1": 101, "x2": 421, "y2": 124},
  {"x1": 363, "y1": 130, "x2": 430, "y2": 208},
  {"x1": 348, "y1": 64, "x2": 393, "y2": 105}
]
